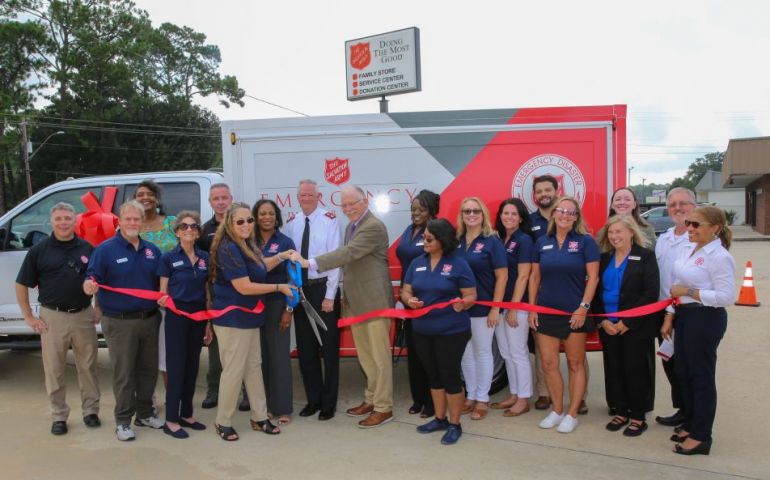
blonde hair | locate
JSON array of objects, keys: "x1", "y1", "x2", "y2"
[
  {"x1": 456, "y1": 197, "x2": 497, "y2": 238},
  {"x1": 209, "y1": 202, "x2": 263, "y2": 282},
  {"x1": 547, "y1": 196, "x2": 590, "y2": 236},
  {"x1": 694, "y1": 205, "x2": 732, "y2": 250},
  {"x1": 597, "y1": 215, "x2": 649, "y2": 252}
]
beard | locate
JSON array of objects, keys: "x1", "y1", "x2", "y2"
[{"x1": 536, "y1": 195, "x2": 554, "y2": 209}]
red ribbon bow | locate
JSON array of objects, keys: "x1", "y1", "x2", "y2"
[{"x1": 76, "y1": 187, "x2": 119, "y2": 246}]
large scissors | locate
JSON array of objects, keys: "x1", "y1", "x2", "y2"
[{"x1": 286, "y1": 260, "x2": 328, "y2": 345}]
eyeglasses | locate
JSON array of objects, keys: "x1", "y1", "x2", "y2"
[
  {"x1": 178, "y1": 223, "x2": 200, "y2": 231},
  {"x1": 684, "y1": 219, "x2": 709, "y2": 229},
  {"x1": 423, "y1": 236, "x2": 436, "y2": 243},
  {"x1": 462, "y1": 208, "x2": 482, "y2": 215},
  {"x1": 554, "y1": 208, "x2": 577, "y2": 217},
  {"x1": 235, "y1": 217, "x2": 255, "y2": 226},
  {"x1": 340, "y1": 198, "x2": 364, "y2": 209}
]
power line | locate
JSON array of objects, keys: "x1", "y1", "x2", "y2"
[
  {"x1": 42, "y1": 141, "x2": 219, "y2": 155},
  {"x1": 243, "y1": 94, "x2": 309, "y2": 117},
  {"x1": 1, "y1": 112, "x2": 218, "y2": 132}
]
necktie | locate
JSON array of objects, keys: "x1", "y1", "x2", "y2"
[
  {"x1": 346, "y1": 222, "x2": 357, "y2": 245},
  {"x1": 301, "y1": 217, "x2": 310, "y2": 283}
]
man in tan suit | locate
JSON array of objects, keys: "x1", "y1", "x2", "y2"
[{"x1": 294, "y1": 185, "x2": 395, "y2": 428}]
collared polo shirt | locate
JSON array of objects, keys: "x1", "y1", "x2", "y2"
[
  {"x1": 212, "y1": 239, "x2": 266, "y2": 329},
  {"x1": 86, "y1": 233, "x2": 161, "y2": 315},
  {"x1": 196, "y1": 217, "x2": 220, "y2": 253},
  {"x1": 260, "y1": 230, "x2": 295, "y2": 300},
  {"x1": 458, "y1": 233, "x2": 507, "y2": 317},
  {"x1": 157, "y1": 244, "x2": 209, "y2": 306},
  {"x1": 533, "y1": 230, "x2": 600, "y2": 312},
  {"x1": 395, "y1": 224, "x2": 426, "y2": 283},
  {"x1": 502, "y1": 229, "x2": 534, "y2": 302},
  {"x1": 403, "y1": 251, "x2": 476, "y2": 335},
  {"x1": 530, "y1": 210, "x2": 550, "y2": 240}
]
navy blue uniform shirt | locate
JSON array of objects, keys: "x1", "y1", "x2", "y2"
[
  {"x1": 259, "y1": 230, "x2": 295, "y2": 300},
  {"x1": 86, "y1": 233, "x2": 161, "y2": 315},
  {"x1": 459, "y1": 234, "x2": 507, "y2": 317},
  {"x1": 533, "y1": 230, "x2": 600, "y2": 312},
  {"x1": 530, "y1": 210, "x2": 549, "y2": 240},
  {"x1": 157, "y1": 244, "x2": 209, "y2": 307},
  {"x1": 395, "y1": 224, "x2": 426, "y2": 283},
  {"x1": 502, "y1": 229, "x2": 534, "y2": 302},
  {"x1": 403, "y1": 251, "x2": 476, "y2": 335},
  {"x1": 212, "y1": 239, "x2": 266, "y2": 329}
]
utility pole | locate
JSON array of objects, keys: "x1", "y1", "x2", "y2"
[
  {"x1": 628, "y1": 166, "x2": 634, "y2": 187},
  {"x1": 21, "y1": 118, "x2": 31, "y2": 197}
]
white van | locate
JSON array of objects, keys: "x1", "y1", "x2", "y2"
[{"x1": 0, "y1": 170, "x2": 223, "y2": 349}]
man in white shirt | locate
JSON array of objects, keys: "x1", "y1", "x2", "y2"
[
  {"x1": 654, "y1": 187, "x2": 696, "y2": 427},
  {"x1": 284, "y1": 179, "x2": 342, "y2": 421}
]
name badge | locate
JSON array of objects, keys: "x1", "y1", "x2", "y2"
[
  {"x1": 172, "y1": 260, "x2": 184, "y2": 267},
  {"x1": 415, "y1": 242, "x2": 424, "y2": 246},
  {"x1": 628, "y1": 255, "x2": 641, "y2": 261},
  {"x1": 415, "y1": 266, "x2": 427, "y2": 272},
  {"x1": 532, "y1": 226, "x2": 541, "y2": 231},
  {"x1": 542, "y1": 244, "x2": 554, "y2": 250},
  {"x1": 116, "y1": 257, "x2": 128, "y2": 264}
]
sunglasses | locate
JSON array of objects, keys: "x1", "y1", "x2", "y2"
[
  {"x1": 235, "y1": 217, "x2": 255, "y2": 226},
  {"x1": 177, "y1": 223, "x2": 199, "y2": 231},
  {"x1": 462, "y1": 208, "x2": 482, "y2": 215},
  {"x1": 554, "y1": 208, "x2": 577, "y2": 217},
  {"x1": 684, "y1": 219, "x2": 709, "y2": 229},
  {"x1": 423, "y1": 236, "x2": 436, "y2": 243}
]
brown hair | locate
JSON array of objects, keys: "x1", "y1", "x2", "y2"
[
  {"x1": 694, "y1": 205, "x2": 732, "y2": 250},
  {"x1": 208, "y1": 202, "x2": 263, "y2": 282}
]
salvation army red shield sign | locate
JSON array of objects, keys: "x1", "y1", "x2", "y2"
[
  {"x1": 350, "y1": 42, "x2": 371, "y2": 70},
  {"x1": 325, "y1": 157, "x2": 350, "y2": 186}
]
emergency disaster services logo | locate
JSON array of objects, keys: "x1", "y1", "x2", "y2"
[{"x1": 511, "y1": 154, "x2": 586, "y2": 212}]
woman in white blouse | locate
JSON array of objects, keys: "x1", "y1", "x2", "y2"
[{"x1": 661, "y1": 206, "x2": 736, "y2": 456}]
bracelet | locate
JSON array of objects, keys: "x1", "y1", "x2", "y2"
[{"x1": 275, "y1": 284, "x2": 279, "y2": 292}]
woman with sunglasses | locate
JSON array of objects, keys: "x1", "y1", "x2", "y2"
[
  {"x1": 490, "y1": 198, "x2": 534, "y2": 417},
  {"x1": 529, "y1": 196, "x2": 599, "y2": 433},
  {"x1": 395, "y1": 189, "x2": 440, "y2": 419},
  {"x1": 456, "y1": 197, "x2": 507, "y2": 421},
  {"x1": 208, "y1": 203, "x2": 295, "y2": 441},
  {"x1": 156, "y1": 211, "x2": 211, "y2": 439},
  {"x1": 253, "y1": 199, "x2": 296, "y2": 427},
  {"x1": 662, "y1": 206, "x2": 735, "y2": 456}
]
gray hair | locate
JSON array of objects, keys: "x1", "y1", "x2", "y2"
[
  {"x1": 49, "y1": 202, "x2": 76, "y2": 216},
  {"x1": 173, "y1": 210, "x2": 201, "y2": 230},
  {"x1": 667, "y1": 187, "x2": 696, "y2": 204},
  {"x1": 297, "y1": 179, "x2": 318, "y2": 193},
  {"x1": 210, "y1": 182, "x2": 230, "y2": 193},
  {"x1": 341, "y1": 185, "x2": 366, "y2": 200},
  {"x1": 118, "y1": 200, "x2": 145, "y2": 220}
]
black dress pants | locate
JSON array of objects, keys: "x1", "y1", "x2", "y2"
[
  {"x1": 164, "y1": 308, "x2": 206, "y2": 423},
  {"x1": 405, "y1": 321, "x2": 434, "y2": 412},
  {"x1": 599, "y1": 328, "x2": 655, "y2": 421}
]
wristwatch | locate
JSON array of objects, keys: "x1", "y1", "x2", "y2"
[
  {"x1": 579, "y1": 302, "x2": 591, "y2": 310},
  {"x1": 285, "y1": 306, "x2": 294, "y2": 313},
  {"x1": 686, "y1": 287, "x2": 695, "y2": 298}
]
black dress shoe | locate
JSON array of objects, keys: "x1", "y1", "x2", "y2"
[
  {"x1": 51, "y1": 421, "x2": 68, "y2": 435},
  {"x1": 299, "y1": 404, "x2": 320, "y2": 417},
  {"x1": 655, "y1": 410, "x2": 686, "y2": 427},
  {"x1": 674, "y1": 439, "x2": 711, "y2": 456},
  {"x1": 83, "y1": 414, "x2": 101, "y2": 428},
  {"x1": 622, "y1": 421, "x2": 648, "y2": 437},
  {"x1": 238, "y1": 395, "x2": 251, "y2": 412},
  {"x1": 318, "y1": 409, "x2": 335, "y2": 421},
  {"x1": 201, "y1": 392, "x2": 218, "y2": 409}
]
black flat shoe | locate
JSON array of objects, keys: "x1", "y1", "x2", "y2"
[
  {"x1": 318, "y1": 409, "x2": 335, "y2": 421},
  {"x1": 655, "y1": 410, "x2": 686, "y2": 427},
  {"x1": 408, "y1": 403, "x2": 423, "y2": 415},
  {"x1": 163, "y1": 424, "x2": 189, "y2": 439},
  {"x1": 420, "y1": 406, "x2": 435, "y2": 419},
  {"x1": 605, "y1": 416, "x2": 629, "y2": 432},
  {"x1": 238, "y1": 396, "x2": 251, "y2": 412},
  {"x1": 179, "y1": 418, "x2": 206, "y2": 430},
  {"x1": 622, "y1": 421, "x2": 648, "y2": 437},
  {"x1": 674, "y1": 439, "x2": 711, "y2": 456},
  {"x1": 299, "y1": 404, "x2": 320, "y2": 417},
  {"x1": 670, "y1": 433, "x2": 689, "y2": 443},
  {"x1": 201, "y1": 392, "x2": 218, "y2": 409},
  {"x1": 83, "y1": 414, "x2": 101, "y2": 428},
  {"x1": 51, "y1": 421, "x2": 68, "y2": 436}
]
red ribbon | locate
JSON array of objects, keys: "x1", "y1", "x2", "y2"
[
  {"x1": 94, "y1": 282, "x2": 264, "y2": 322},
  {"x1": 337, "y1": 299, "x2": 675, "y2": 328},
  {"x1": 76, "y1": 187, "x2": 119, "y2": 246}
]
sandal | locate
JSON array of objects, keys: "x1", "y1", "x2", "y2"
[
  {"x1": 503, "y1": 403, "x2": 530, "y2": 417},
  {"x1": 250, "y1": 419, "x2": 281, "y2": 435},
  {"x1": 278, "y1": 415, "x2": 292, "y2": 426},
  {"x1": 470, "y1": 402, "x2": 488, "y2": 420},
  {"x1": 605, "y1": 416, "x2": 629, "y2": 432},
  {"x1": 461, "y1": 401, "x2": 476, "y2": 415},
  {"x1": 408, "y1": 404, "x2": 422, "y2": 415},
  {"x1": 623, "y1": 421, "x2": 648, "y2": 437},
  {"x1": 490, "y1": 398, "x2": 517, "y2": 410},
  {"x1": 215, "y1": 424, "x2": 239, "y2": 441}
]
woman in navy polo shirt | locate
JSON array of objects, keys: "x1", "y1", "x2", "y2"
[
  {"x1": 253, "y1": 199, "x2": 296, "y2": 426},
  {"x1": 209, "y1": 202, "x2": 295, "y2": 441},
  {"x1": 400, "y1": 218, "x2": 476, "y2": 445},
  {"x1": 529, "y1": 196, "x2": 600, "y2": 434},
  {"x1": 157, "y1": 211, "x2": 210, "y2": 439},
  {"x1": 456, "y1": 197, "x2": 508, "y2": 421},
  {"x1": 491, "y1": 198, "x2": 534, "y2": 417},
  {"x1": 395, "y1": 189, "x2": 440, "y2": 419}
]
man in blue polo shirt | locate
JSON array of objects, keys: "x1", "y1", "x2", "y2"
[
  {"x1": 84, "y1": 200, "x2": 164, "y2": 441},
  {"x1": 529, "y1": 174, "x2": 557, "y2": 241}
]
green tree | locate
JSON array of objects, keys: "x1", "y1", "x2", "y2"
[{"x1": 670, "y1": 152, "x2": 725, "y2": 191}]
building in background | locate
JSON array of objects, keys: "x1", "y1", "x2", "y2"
[
  {"x1": 722, "y1": 136, "x2": 770, "y2": 234},
  {"x1": 695, "y1": 170, "x2": 744, "y2": 225}
]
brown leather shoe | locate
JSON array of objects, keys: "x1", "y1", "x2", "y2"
[
  {"x1": 534, "y1": 396, "x2": 551, "y2": 410},
  {"x1": 502, "y1": 403, "x2": 530, "y2": 417},
  {"x1": 357, "y1": 411, "x2": 393, "y2": 429},
  {"x1": 346, "y1": 402, "x2": 374, "y2": 417}
]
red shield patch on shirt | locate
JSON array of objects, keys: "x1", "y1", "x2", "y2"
[
  {"x1": 442, "y1": 264, "x2": 453, "y2": 274},
  {"x1": 695, "y1": 257, "x2": 705, "y2": 266},
  {"x1": 144, "y1": 248, "x2": 155, "y2": 259},
  {"x1": 568, "y1": 241, "x2": 579, "y2": 252},
  {"x1": 507, "y1": 241, "x2": 517, "y2": 252},
  {"x1": 80, "y1": 255, "x2": 89, "y2": 264},
  {"x1": 268, "y1": 242, "x2": 279, "y2": 253},
  {"x1": 198, "y1": 259, "x2": 206, "y2": 269},
  {"x1": 474, "y1": 242, "x2": 485, "y2": 253}
]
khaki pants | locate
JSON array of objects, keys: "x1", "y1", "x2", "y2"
[
  {"x1": 213, "y1": 325, "x2": 268, "y2": 427},
  {"x1": 40, "y1": 306, "x2": 100, "y2": 422},
  {"x1": 350, "y1": 317, "x2": 393, "y2": 412},
  {"x1": 534, "y1": 344, "x2": 590, "y2": 399}
]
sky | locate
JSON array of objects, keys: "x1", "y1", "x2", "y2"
[{"x1": 133, "y1": 0, "x2": 770, "y2": 185}]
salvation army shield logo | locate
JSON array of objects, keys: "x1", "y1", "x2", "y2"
[
  {"x1": 144, "y1": 248, "x2": 155, "y2": 259},
  {"x1": 198, "y1": 259, "x2": 207, "y2": 270},
  {"x1": 568, "y1": 241, "x2": 579, "y2": 252},
  {"x1": 473, "y1": 242, "x2": 485, "y2": 253},
  {"x1": 441, "y1": 263, "x2": 453, "y2": 276},
  {"x1": 325, "y1": 157, "x2": 350, "y2": 186},
  {"x1": 268, "y1": 242, "x2": 279, "y2": 253},
  {"x1": 511, "y1": 154, "x2": 586, "y2": 212},
  {"x1": 695, "y1": 257, "x2": 705, "y2": 266},
  {"x1": 350, "y1": 42, "x2": 371, "y2": 70}
]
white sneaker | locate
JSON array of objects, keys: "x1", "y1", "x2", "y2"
[
  {"x1": 557, "y1": 414, "x2": 578, "y2": 433},
  {"x1": 116, "y1": 424, "x2": 136, "y2": 441},
  {"x1": 539, "y1": 411, "x2": 565, "y2": 429},
  {"x1": 134, "y1": 414, "x2": 164, "y2": 429}
]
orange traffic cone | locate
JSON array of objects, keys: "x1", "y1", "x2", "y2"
[{"x1": 735, "y1": 261, "x2": 760, "y2": 307}]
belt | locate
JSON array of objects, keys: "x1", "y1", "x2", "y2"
[
  {"x1": 104, "y1": 309, "x2": 159, "y2": 319},
  {"x1": 305, "y1": 277, "x2": 327, "y2": 287},
  {"x1": 676, "y1": 302, "x2": 704, "y2": 309},
  {"x1": 42, "y1": 304, "x2": 90, "y2": 314}
]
